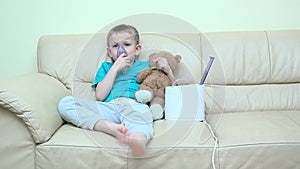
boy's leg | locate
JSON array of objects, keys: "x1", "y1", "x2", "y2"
[
  {"x1": 57, "y1": 96, "x2": 122, "y2": 131},
  {"x1": 111, "y1": 98, "x2": 154, "y2": 156},
  {"x1": 58, "y1": 96, "x2": 153, "y2": 156}
]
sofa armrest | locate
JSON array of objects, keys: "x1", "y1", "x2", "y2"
[{"x1": 0, "y1": 73, "x2": 70, "y2": 143}]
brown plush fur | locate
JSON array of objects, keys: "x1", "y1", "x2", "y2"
[{"x1": 134, "y1": 51, "x2": 181, "y2": 119}]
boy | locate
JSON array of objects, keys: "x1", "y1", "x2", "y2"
[{"x1": 58, "y1": 24, "x2": 175, "y2": 156}]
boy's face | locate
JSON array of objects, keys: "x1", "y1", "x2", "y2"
[{"x1": 107, "y1": 32, "x2": 141, "y2": 62}]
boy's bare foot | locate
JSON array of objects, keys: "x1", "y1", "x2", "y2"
[
  {"x1": 117, "y1": 132, "x2": 147, "y2": 157},
  {"x1": 93, "y1": 120, "x2": 127, "y2": 137},
  {"x1": 94, "y1": 120, "x2": 147, "y2": 156}
]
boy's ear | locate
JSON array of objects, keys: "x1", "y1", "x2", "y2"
[
  {"x1": 106, "y1": 48, "x2": 112, "y2": 57},
  {"x1": 135, "y1": 44, "x2": 142, "y2": 55}
]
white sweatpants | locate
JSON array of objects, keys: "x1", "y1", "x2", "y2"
[{"x1": 57, "y1": 96, "x2": 154, "y2": 139}]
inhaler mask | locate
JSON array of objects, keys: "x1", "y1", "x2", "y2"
[
  {"x1": 117, "y1": 45, "x2": 127, "y2": 58},
  {"x1": 117, "y1": 45, "x2": 128, "y2": 74}
]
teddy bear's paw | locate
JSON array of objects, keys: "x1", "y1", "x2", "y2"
[
  {"x1": 150, "y1": 104, "x2": 164, "y2": 120},
  {"x1": 135, "y1": 90, "x2": 152, "y2": 103}
]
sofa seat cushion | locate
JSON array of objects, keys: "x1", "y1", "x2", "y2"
[
  {"x1": 128, "y1": 120, "x2": 217, "y2": 169},
  {"x1": 36, "y1": 124, "x2": 128, "y2": 169},
  {"x1": 36, "y1": 121, "x2": 216, "y2": 169},
  {"x1": 207, "y1": 111, "x2": 300, "y2": 168}
]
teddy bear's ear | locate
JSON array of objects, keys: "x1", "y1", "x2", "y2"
[
  {"x1": 175, "y1": 55, "x2": 182, "y2": 63},
  {"x1": 149, "y1": 53, "x2": 157, "y2": 58}
]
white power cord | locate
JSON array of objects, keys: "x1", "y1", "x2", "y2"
[{"x1": 203, "y1": 120, "x2": 218, "y2": 169}]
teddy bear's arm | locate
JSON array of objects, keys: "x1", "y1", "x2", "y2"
[{"x1": 136, "y1": 68, "x2": 152, "y2": 83}]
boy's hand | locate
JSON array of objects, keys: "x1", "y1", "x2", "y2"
[
  {"x1": 154, "y1": 57, "x2": 172, "y2": 74},
  {"x1": 113, "y1": 53, "x2": 132, "y2": 71},
  {"x1": 155, "y1": 57, "x2": 176, "y2": 85}
]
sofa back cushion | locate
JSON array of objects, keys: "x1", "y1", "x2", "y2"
[
  {"x1": 37, "y1": 33, "x2": 202, "y2": 100},
  {"x1": 37, "y1": 34, "x2": 94, "y2": 90},
  {"x1": 202, "y1": 31, "x2": 270, "y2": 85},
  {"x1": 203, "y1": 30, "x2": 300, "y2": 113},
  {"x1": 38, "y1": 30, "x2": 300, "y2": 113}
]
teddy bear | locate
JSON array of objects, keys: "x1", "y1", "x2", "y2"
[{"x1": 134, "y1": 51, "x2": 181, "y2": 120}]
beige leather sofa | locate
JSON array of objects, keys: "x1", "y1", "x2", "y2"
[{"x1": 1, "y1": 30, "x2": 300, "y2": 169}]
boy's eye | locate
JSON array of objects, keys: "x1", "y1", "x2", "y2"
[
  {"x1": 112, "y1": 44, "x2": 118, "y2": 48},
  {"x1": 124, "y1": 43, "x2": 131, "y2": 46}
]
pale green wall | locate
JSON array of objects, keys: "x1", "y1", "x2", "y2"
[{"x1": 1, "y1": 0, "x2": 299, "y2": 79}]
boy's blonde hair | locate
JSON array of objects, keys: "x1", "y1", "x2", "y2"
[{"x1": 106, "y1": 24, "x2": 140, "y2": 47}]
